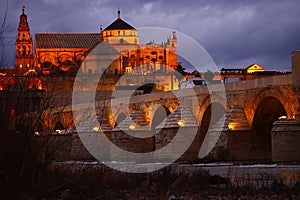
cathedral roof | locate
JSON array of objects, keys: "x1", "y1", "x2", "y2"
[
  {"x1": 104, "y1": 19, "x2": 135, "y2": 31},
  {"x1": 104, "y1": 11, "x2": 135, "y2": 31},
  {"x1": 35, "y1": 33, "x2": 100, "y2": 49}
]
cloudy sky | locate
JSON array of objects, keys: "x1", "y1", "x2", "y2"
[{"x1": 1, "y1": 0, "x2": 300, "y2": 71}]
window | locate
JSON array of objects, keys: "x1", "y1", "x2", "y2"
[
  {"x1": 22, "y1": 33, "x2": 26, "y2": 39},
  {"x1": 20, "y1": 64, "x2": 22, "y2": 68},
  {"x1": 126, "y1": 67, "x2": 132, "y2": 72}
]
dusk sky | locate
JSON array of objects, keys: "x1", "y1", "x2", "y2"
[{"x1": 1, "y1": 0, "x2": 300, "y2": 71}]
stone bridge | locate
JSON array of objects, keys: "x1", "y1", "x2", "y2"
[{"x1": 45, "y1": 51, "x2": 300, "y2": 163}]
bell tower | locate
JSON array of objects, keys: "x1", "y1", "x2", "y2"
[{"x1": 15, "y1": 6, "x2": 33, "y2": 74}]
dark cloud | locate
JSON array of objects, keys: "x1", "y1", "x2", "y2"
[{"x1": 1, "y1": 0, "x2": 299, "y2": 71}]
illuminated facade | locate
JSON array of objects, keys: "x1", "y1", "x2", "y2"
[
  {"x1": 31, "y1": 10, "x2": 179, "y2": 83},
  {"x1": 245, "y1": 63, "x2": 265, "y2": 74},
  {"x1": 8, "y1": 8, "x2": 179, "y2": 90},
  {"x1": 15, "y1": 6, "x2": 34, "y2": 75}
]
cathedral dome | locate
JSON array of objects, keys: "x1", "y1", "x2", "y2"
[
  {"x1": 104, "y1": 10, "x2": 135, "y2": 31},
  {"x1": 100, "y1": 10, "x2": 138, "y2": 45}
]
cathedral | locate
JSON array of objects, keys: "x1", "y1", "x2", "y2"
[{"x1": 7, "y1": 7, "x2": 181, "y2": 91}]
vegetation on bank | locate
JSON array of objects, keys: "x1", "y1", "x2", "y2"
[{"x1": 0, "y1": 134, "x2": 299, "y2": 200}]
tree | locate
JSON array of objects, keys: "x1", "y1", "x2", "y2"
[
  {"x1": 204, "y1": 69, "x2": 214, "y2": 85},
  {"x1": 0, "y1": 74, "x2": 79, "y2": 199},
  {"x1": 175, "y1": 64, "x2": 186, "y2": 88},
  {"x1": 0, "y1": 0, "x2": 15, "y2": 68}
]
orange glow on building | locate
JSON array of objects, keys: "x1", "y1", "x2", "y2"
[
  {"x1": 228, "y1": 122, "x2": 237, "y2": 130},
  {"x1": 0, "y1": 7, "x2": 181, "y2": 93},
  {"x1": 28, "y1": 78, "x2": 42, "y2": 90},
  {"x1": 246, "y1": 64, "x2": 265, "y2": 74}
]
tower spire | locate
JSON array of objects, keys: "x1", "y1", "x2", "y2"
[
  {"x1": 117, "y1": 9, "x2": 120, "y2": 19},
  {"x1": 16, "y1": 4, "x2": 33, "y2": 75}
]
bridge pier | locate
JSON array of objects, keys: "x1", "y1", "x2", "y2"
[
  {"x1": 154, "y1": 105, "x2": 199, "y2": 163},
  {"x1": 292, "y1": 51, "x2": 300, "y2": 119},
  {"x1": 200, "y1": 107, "x2": 273, "y2": 161},
  {"x1": 270, "y1": 51, "x2": 300, "y2": 162},
  {"x1": 271, "y1": 120, "x2": 300, "y2": 162}
]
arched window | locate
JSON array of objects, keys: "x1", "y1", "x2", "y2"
[{"x1": 22, "y1": 46, "x2": 26, "y2": 55}]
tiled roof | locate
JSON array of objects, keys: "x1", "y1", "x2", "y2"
[
  {"x1": 35, "y1": 33, "x2": 100, "y2": 48},
  {"x1": 104, "y1": 18, "x2": 135, "y2": 31}
]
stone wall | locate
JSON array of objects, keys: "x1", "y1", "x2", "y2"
[
  {"x1": 36, "y1": 134, "x2": 94, "y2": 161},
  {"x1": 35, "y1": 119, "x2": 300, "y2": 163},
  {"x1": 272, "y1": 120, "x2": 300, "y2": 162},
  {"x1": 226, "y1": 131, "x2": 271, "y2": 161}
]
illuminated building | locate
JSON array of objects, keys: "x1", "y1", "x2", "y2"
[
  {"x1": 0, "y1": 7, "x2": 179, "y2": 90},
  {"x1": 15, "y1": 6, "x2": 34, "y2": 75}
]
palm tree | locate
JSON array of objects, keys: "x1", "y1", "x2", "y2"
[
  {"x1": 204, "y1": 69, "x2": 214, "y2": 84},
  {"x1": 175, "y1": 64, "x2": 185, "y2": 88}
]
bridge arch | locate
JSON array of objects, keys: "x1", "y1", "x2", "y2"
[
  {"x1": 252, "y1": 96, "x2": 287, "y2": 131},
  {"x1": 114, "y1": 112, "x2": 127, "y2": 127},
  {"x1": 200, "y1": 102, "x2": 226, "y2": 133},
  {"x1": 188, "y1": 100, "x2": 226, "y2": 161},
  {"x1": 246, "y1": 87, "x2": 293, "y2": 126},
  {"x1": 54, "y1": 121, "x2": 64, "y2": 132},
  {"x1": 27, "y1": 78, "x2": 43, "y2": 90},
  {"x1": 251, "y1": 95, "x2": 288, "y2": 160},
  {"x1": 111, "y1": 105, "x2": 129, "y2": 127},
  {"x1": 199, "y1": 94, "x2": 227, "y2": 125},
  {"x1": 151, "y1": 105, "x2": 171, "y2": 130},
  {"x1": 46, "y1": 110, "x2": 74, "y2": 134}
]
